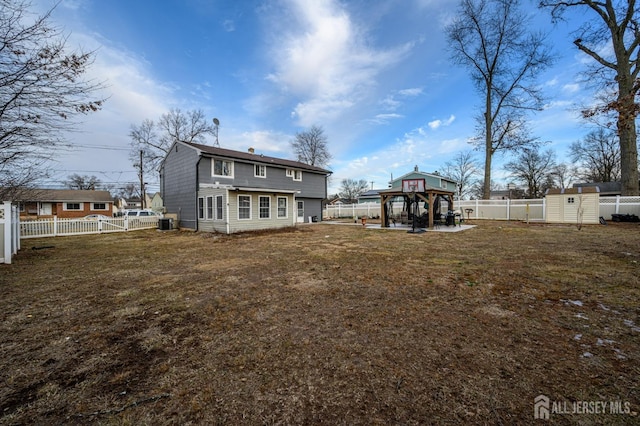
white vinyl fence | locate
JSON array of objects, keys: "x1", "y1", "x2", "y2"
[
  {"x1": 323, "y1": 196, "x2": 640, "y2": 222},
  {"x1": 1, "y1": 201, "x2": 20, "y2": 264},
  {"x1": 20, "y1": 216, "x2": 160, "y2": 239}
]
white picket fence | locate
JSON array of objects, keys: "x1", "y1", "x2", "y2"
[
  {"x1": 1, "y1": 201, "x2": 20, "y2": 264},
  {"x1": 19, "y1": 216, "x2": 160, "y2": 239},
  {"x1": 323, "y1": 196, "x2": 640, "y2": 221}
]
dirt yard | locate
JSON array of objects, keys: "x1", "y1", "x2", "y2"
[{"x1": 1, "y1": 221, "x2": 638, "y2": 424}]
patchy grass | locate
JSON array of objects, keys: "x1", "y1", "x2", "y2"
[{"x1": 1, "y1": 221, "x2": 639, "y2": 424}]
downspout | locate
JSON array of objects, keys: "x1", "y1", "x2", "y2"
[{"x1": 225, "y1": 188, "x2": 230, "y2": 234}]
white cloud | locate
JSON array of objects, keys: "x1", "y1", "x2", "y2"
[
  {"x1": 428, "y1": 115, "x2": 455, "y2": 129},
  {"x1": 562, "y1": 83, "x2": 580, "y2": 94},
  {"x1": 264, "y1": 0, "x2": 414, "y2": 127}
]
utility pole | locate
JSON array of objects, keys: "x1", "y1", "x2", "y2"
[{"x1": 139, "y1": 150, "x2": 145, "y2": 209}]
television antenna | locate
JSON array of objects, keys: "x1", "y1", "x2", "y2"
[{"x1": 212, "y1": 118, "x2": 220, "y2": 147}]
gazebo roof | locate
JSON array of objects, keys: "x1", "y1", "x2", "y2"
[{"x1": 377, "y1": 185, "x2": 455, "y2": 197}]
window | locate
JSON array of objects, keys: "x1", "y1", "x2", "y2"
[
  {"x1": 254, "y1": 164, "x2": 266, "y2": 178},
  {"x1": 238, "y1": 195, "x2": 251, "y2": 220},
  {"x1": 286, "y1": 169, "x2": 293, "y2": 177},
  {"x1": 198, "y1": 197, "x2": 205, "y2": 219},
  {"x1": 92, "y1": 202, "x2": 107, "y2": 210},
  {"x1": 213, "y1": 159, "x2": 233, "y2": 177},
  {"x1": 293, "y1": 170, "x2": 302, "y2": 181},
  {"x1": 65, "y1": 203, "x2": 82, "y2": 210},
  {"x1": 206, "y1": 196, "x2": 213, "y2": 220},
  {"x1": 259, "y1": 196, "x2": 270, "y2": 219},
  {"x1": 567, "y1": 197, "x2": 575, "y2": 204},
  {"x1": 216, "y1": 195, "x2": 224, "y2": 220},
  {"x1": 277, "y1": 197, "x2": 288, "y2": 218}
]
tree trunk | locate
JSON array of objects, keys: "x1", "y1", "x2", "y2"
[
  {"x1": 482, "y1": 94, "x2": 493, "y2": 200},
  {"x1": 616, "y1": 68, "x2": 639, "y2": 196}
]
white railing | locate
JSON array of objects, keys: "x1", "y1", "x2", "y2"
[
  {"x1": 20, "y1": 216, "x2": 159, "y2": 239},
  {"x1": 323, "y1": 196, "x2": 640, "y2": 221},
  {"x1": 1, "y1": 201, "x2": 20, "y2": 264}
]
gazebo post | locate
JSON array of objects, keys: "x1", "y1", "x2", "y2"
[{"x1": 428, "y1": 192, "x2": 434, "y2": 229}]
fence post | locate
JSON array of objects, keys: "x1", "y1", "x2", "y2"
[
  {"x1": 475, "y1": 199, "x2": 479, "y2": 219},
  {"x1": 615, "y1": 195, "x2": 620, "y2": 214},
  {"x1": 53, "y1": 216, "x2": 57, "y2": 237},
  {"x1": 3, "y1": 202, "x2": 11, "y2": 264},
  {"x1": 124, "y1": 216, "x2": 129, "y2": 231},
  {"x1": 506, "y1": 199, "x2": 510, "y2": 221},
  {"x1": 542, "y1": 198, "x2": 546, "y2": 221}
]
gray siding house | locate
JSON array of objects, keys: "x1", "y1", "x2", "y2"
[{"x1": 160, "y1": 141, "x2": 331, "y2": 233}]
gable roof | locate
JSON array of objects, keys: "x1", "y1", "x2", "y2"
[
  {"x1": 21, "y1": 189, "x2": 113, "y2": 203},
  {"x1": 183, "y1": 142, "x2": 332, "y2": 175}
]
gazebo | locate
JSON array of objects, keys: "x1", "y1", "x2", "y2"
[{"x1": 378, "y1": 179, "x2": 456, "y2": 229}]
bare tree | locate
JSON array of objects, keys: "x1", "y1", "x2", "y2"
[
  {"x1": 0, "y1": 0, "x2": 104, "y2": 199},
  {"x1": 446, "y1": 0, "x2": 554, "y2": 199},
  {"x1": 551, "y1": 163, "x2": 577, "y2": 188},
  {"x1": 504, "y1": 148, "x2": 557, "y2": 198},
  {"x1": 291, "y1": 125, "x2": 332, "y2": 168},
  {"x1": 339, "y1": 178, "x2": 369, "y2": 203},
  {"x1": 441, "y1": 150, "x2": 481, "y2": 200},
  {"x1": 540, "y1": 0, "x2": 640, "y2": 195},
  {"x1": 64, "y1": 174, "x2": 100, "y2": 190},
  {"x1": 569, "y1": 128, "x2": 621, "y2": 182},
  {"x1": 129, "y1": 109, "x2": 216, "y2": 174}
]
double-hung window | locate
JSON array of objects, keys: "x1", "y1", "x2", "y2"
[
  {"x1": 254, "y1": 164, "x2": 266, "y2": 178},
  {"x1": 213, "y1": 159, "x2": 233, "y2": 177},
  {"x1": 215, "y1": 195, "x2": 224, "y2": 220},
  {"x1": 277, "y1": 197, "x2": 288, "y2": 218},
  {"x1": 198, "y1": 197, "x2": 205, "y2": 219},
  {"x1": 259, "y1": 196, "x2": 270, "y2": 219},
  {"x1": 206, "y1": 196, "x2": 213, "y2": 220},
  {"x1": 238, "y1": 195, "x2": 251, "y2": 220},
  {"x1": 65, "y1": 203, "x2": 82, "y2": 211}
]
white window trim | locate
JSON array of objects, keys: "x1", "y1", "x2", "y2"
[
  {"x1": 293, "y1": 170, "x2": 302, "y2": 181},
  {"x1": 63, "y1": 202, "x2": 84, "y2": 211},
  {"x1": 212, "y1": 158, "x2": 234, "y2": 178},
  {"x1": 259, "y1": 196, "x2": 271, "y2": 219},
  {"x1": 91, "y1": 202, "x2": 109, "y2": 211},
  {"x1": 198, "y1": 197, "x2": 205, "y2": 220},
  {"x1": 277, "y1": 196, "x2": 288, "y2": 219},
  {"x1": 254, "y1": 164, "x2": 267, "y2": 178},
  {"x1": 238, "y1": 194, "x2": 252, "y2": 220},
  {"x1": 286, "y1": 169, "x2": 293, "y2": 177},
  {"x1": 206, "y1": 196, "x2": 214, "y2": 220},
  {"x1": 215, "y1": 195, "x2": 224, "y2": 221}
]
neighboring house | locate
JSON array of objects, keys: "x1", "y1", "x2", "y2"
[
  {"x1": 389, "y1": 166, "x2": 458, "y2": 192},
  {"x1": 19, "y1": 189, "x2": 114, "y2": 219},
  {"x1": 573, "y1": 182, "x2": 622, "y2": 197},
  {"x1": 358, "y1": 189, "x2": 383, "y2": 203},
  {"x1": 150, "y1": 192, "x2": 164, "y2": 213},
  {"x1": 160, "y1": 142, "x2": 332, "y2": 233}
]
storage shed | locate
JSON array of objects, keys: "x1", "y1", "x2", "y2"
[{"x1": 545, "y1": 187, "x2": 600, "y2": 224}]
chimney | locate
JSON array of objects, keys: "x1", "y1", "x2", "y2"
[{"x1": 248, "y1": 147, "x2": 255, "y2": 154}]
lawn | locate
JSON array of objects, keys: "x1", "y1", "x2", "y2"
[{"x1": 1, "y1": 221, "x2": 639, "y2": 424}]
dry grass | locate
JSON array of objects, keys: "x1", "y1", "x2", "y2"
[{"x1": 1, "y1": 221, "x2": 639, "y2": 424}]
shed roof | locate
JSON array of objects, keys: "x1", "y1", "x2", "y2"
[{"x1": 546, "y1": 187, "x2": 600, "y2": 195}]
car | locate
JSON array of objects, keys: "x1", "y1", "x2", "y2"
[
  {"x1": 82, "y1": 214, "x2": 111, "y2": 220},
  {"x1": 123, "y1": 209, "x2": 162, "y2": 217}
]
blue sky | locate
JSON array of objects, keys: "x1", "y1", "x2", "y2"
[{"x1": 34, "y1": 0, "x2": 595, "y2": 195}]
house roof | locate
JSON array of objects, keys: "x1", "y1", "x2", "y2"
[
  {"x1": 546, "y1": 187, "x2": 600, "y2": 195},
  {"x1": 573, "y1": 182, "x2": 621, "y2": 195},
  {"x1": 183, "y1": 142, "x2": 332, "y2": 175},
  {"x1": 359, "y1": 189, "x2": 383, "y2": 198},
  {"x1": 22, "y1": 189, "x2": 113, "y2": 202}
]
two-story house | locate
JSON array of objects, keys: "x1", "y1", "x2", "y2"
[{"x1": 160, "y1": 142, "x2": 331, "y2": 233}]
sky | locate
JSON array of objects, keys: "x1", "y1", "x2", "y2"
[{"x1": 31, "y1": 0, "x2": 599, "y2": 195}]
